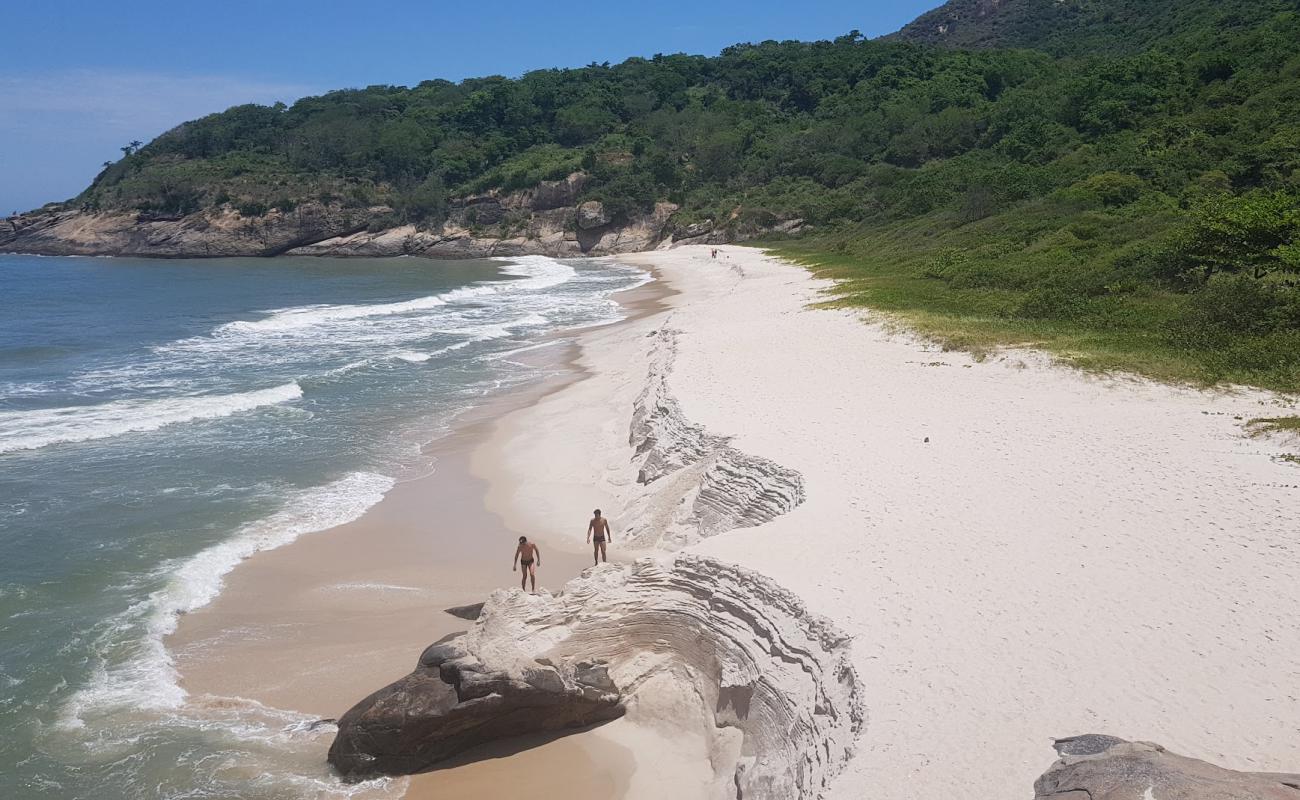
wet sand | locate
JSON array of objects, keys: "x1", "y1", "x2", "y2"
[{"x1": 167, "y1": 274, "x2": 670, "y2": 798}]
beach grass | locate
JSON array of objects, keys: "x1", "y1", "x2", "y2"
[
  {"x1": 1245, "y1": 416, "x2": 1300, "y2": 436},
  {"x1": 764, "y1": 222, "x2": 1300, "y2": 395}
]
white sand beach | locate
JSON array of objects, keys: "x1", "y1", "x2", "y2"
[
  {"x1": 472, "y1": 244, "x2": 1300, "y2": 797},
  {"x1": 168, "y1": 243, "x2": 1300, "y2": 798}
]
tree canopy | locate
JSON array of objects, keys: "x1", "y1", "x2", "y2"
[{"x1": 70, "y1": 0, "x2": 1300, "y2": 389}]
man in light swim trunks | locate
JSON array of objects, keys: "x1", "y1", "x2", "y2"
[
  {"x1": 513, "y1": 535, "x2": 541, "y2": 592},
  {"x1": 586, "y1": 509, "x2": 611, "y2": 566}
]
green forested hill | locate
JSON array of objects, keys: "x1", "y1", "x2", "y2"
[
  {"x1": 69, "y1": 0, "x2": 1300, "y2": 390},
  {"x1": 888, "y1": 0, "x2": 1298, "y2": 55}
]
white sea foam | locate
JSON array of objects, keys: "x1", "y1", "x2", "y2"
[
  {"x1": 210, "y1": 256, "x2": 576, "y2": 337},
  {"x1": 482, "y1": 339, "x2": 566, "y2": 362},
  {"x1": 426, "y1": 340, "x2": 475, "y2": 357},
  {"x1": 0, "y1": 383, "x2": 303, "y2": 454},
  {"x1": 492, "y1": 254, "x2": 578, "y2": 291},
  {"x1": 436, "y1": 284, "x2": 498, "y2": 303},
  {"x1": 391, "y1": 351, "x2": 431, "y2": 363},
  {"x1": 326, "y1": 582, "x2": 425, "y2": 593},
  {"x1": 63, "y1": 471, "x2": 395, "y2": 722},
  {"x1": 216, "y1": 295, "x2": 450, "y2": 334}
]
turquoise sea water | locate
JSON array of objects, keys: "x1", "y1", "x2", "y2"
[{"x1": 0, "y1": 253, "x2": 648, "y2": 799}]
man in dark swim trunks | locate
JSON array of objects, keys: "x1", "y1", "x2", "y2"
[
  {"x1": 513, "y1": 535, "x2": 541, "y2": 592},
  {"x1": 586, "y1": 509, "x2": 611, "y2": 566}
]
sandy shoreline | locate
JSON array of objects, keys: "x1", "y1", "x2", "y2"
[
  {"x1": 168, "y1": 274, "x2": 670, "y2": 798},
  {"x1": 474, "y1": 245, "x2": 1300, "y2": 797},
  {"x1": 172, "y1": 244, "x2": 1298, "y2": 798}
]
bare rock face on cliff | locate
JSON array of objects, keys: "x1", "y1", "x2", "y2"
[
  {"x1": 2, "y1": 170, "x2": 705, "y2": 259},
  {"x1": 328, "y1": 555, "x2": 862, "y2": 799},
  {"x1": 521, "y1": 172, "x2": 589, "y2": 212},
  {"x1": 1035, "y1": 735, "x2": 1300, "y2": 800},
  {"x1": 0, "y1": 203, "x2": 372, "y2": 257},
  {"x1": 575, "y1": 200, "x2": 611, "y2": 230}
]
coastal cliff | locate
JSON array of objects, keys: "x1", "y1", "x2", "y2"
[{"x1": 0, "y1": 173, "x2": 732, "y2": 259}]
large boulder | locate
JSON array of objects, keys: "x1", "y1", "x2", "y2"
[
  {"x1": 328, "y1": 557, "x2": 862, "y2": 799},
  {"x1": 327, "y1": 633, "x2": 622, "y2": 778},
  {"x1": 1035, "y1": 735, "x2": 1300, "y2": 800},
  {"x1": 526, "y1": 172, "x2": 589, "y2": 211},
  {"x1": 456, "y1": 196, "x2": 506, "y2": 226},
  {"x1": 575, "y1": 200, "x2": 611, "y2": 230}
]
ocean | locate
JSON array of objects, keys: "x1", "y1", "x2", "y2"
[{"x1": 0, "y1": 253, "x2": 649, "y2": 799}]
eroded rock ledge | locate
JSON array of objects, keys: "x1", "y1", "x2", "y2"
[
  {"x1": 1036, "y1": 735, "x2": 1300, "y2": 800},
  {"x1": 625, "y1": 326, "x2": 807, "y2": 548},
  {"x1": 328, "y1": 555, "x2": 864, "y2": 800}
]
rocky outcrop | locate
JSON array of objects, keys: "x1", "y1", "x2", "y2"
[
  {"x1": 1035, "y1": 735, "x2": 1300, "y2": 800},
  {"x1": 518, "y1": 172, "x2": 589, "y2": 211},
  {"x1": 624, "y1": 326, "x2": 806, "y2": 548},
  {"x1": 328, "y1": 632, "x2": 623, "y2": 777},
  {"x1": 329, "y1": 556, "x2": 863, "y2": 799},
  {"x1": 443, "y1": 602, "x2": 484, "y2": 621},
  {"x1": 1, "y1": 171, "x2": 710, "y2": 258},
  {"x1": 0, "y1": 203, "x2": 372, "y2": 257},
  {"x1": 576, "y1": 200, "x2": 611, "y2": 230}
]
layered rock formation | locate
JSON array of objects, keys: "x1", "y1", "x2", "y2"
[
  {"x1": 326, "y1": 306, "x2": 831, "y2": 795},
  {"x1": 624, "y1": 326, "x2": 806, "y2": 548},
  {"x1": 329, "y1": 555, "x2": 863, "y2": 800},
  {"x1": 1035, "y1": 735, "x2": 1300, "y2": 800},
  {"x1": 0, "y1": 173, "x2": 703, "y2": 259}
]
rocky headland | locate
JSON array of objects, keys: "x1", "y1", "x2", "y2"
[{"x1": 0, "y1": 172, "x2": 754, "y2": 259}]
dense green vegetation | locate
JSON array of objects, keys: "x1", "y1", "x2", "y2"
[
  {"x1": 75, "y1": 0, "x2": 1300, "y2": 391},
  {"x1": 890, "y1": 0, "x2": 1295, "y2": 56},
  {"x1": 1247, "y1": 416, "x2": 1300, "y2": 435}
]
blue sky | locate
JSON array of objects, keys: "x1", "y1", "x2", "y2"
[{"x1": 0, "y1": 1, "x2": 938, "y2": 214}]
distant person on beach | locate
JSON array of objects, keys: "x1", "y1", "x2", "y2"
[
  {"x1": 586, "y1": 509, "x2": 611, "y2": 565},
  {"x1": 513, "y1": 535, "x2": 541, "y2": 592}
]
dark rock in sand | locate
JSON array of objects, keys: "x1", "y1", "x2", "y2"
[
  {"x1": 328, "y1": 635, "x2": 623, "y2": 778},
  {"x1": 1035, "y1": 735, "x2": 1300, "y2": 799},
  {"x1": 443, "y1": 602, "x2": 485, "y2": 621}
]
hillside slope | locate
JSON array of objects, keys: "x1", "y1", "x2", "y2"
[
  {"x1": 888, "y1": 0, "x2": 1298, "y2": 55},
  {"x1": 3, "y1": 0, "x2": 1298, "y2": 389}
]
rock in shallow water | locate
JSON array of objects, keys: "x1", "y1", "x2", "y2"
[{"x1": 1035, "y1": 735, "x2": 1300, "y2": 800}]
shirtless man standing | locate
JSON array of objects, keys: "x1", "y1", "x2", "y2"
[
  {"x1": 586, "y1": 509, "x2": 611, "y2": 566},
  {"x1": 512, "y1": 535, "x2": 541, "y2": 592}
]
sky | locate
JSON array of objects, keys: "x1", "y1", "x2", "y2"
[{"x1": 0, "y1": 0, "x2": 939, "y2": 214}]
